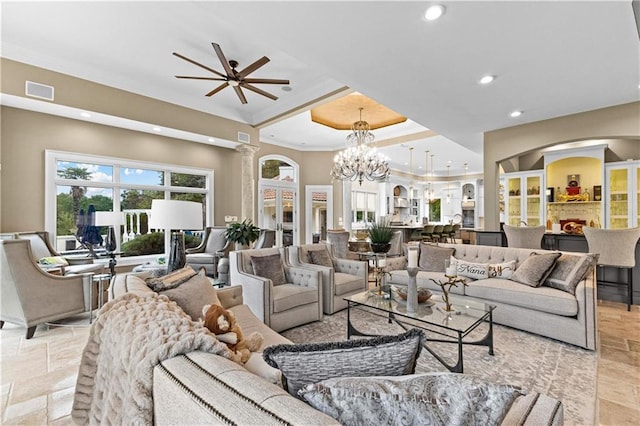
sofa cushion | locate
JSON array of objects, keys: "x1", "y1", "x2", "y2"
[
  {"x1": 263, "y1": 328, "x2": 424, "y2": 398},
  {"x1": 451, "y1": 257, "x2": 490, "y2": 279},
  {"x1": 418, "y1": 243, "x2": 455, "y2": 272},
  {"x1": 543, "y1": 253, "x2": 597, "y2": 294},
  {"x1": 334, "y1": 272, "x2": 364, "y2": 296},
  {"x1": 389, "y1": 270, "x2": 469, "y2": 295},
  {"x1": 465, "y1": 278, "x2": 578, "y2": 316},
  {"x1": 488, "y1": 260, "x2": 516, "y2": 279},
  {"x1": 185, "y1": 253, "x2": 216, "y2": 264},
  {"x1": 160, "y1": 272, "x2": 221, "y2": 321},
  {"x1": 299, "y1": 373, "x2": 524, "y2": 426},
  {"x1": 250, "y1": 253, "x2": 287, "y2": 286},
  {"x1": 511, "y1": 252, "x2": 562, "y2": 287},
  {"x1": 307, "y1": 249, "x2": 334, "y2": 268},
  {"x1": 272, "y1": 284, "x2": 319, "y2": 313},
  {"x1": 146, "y1": 265, "x2": 197, "y2": 292}
]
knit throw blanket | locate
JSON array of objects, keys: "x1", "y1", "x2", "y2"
[{"x1": 71, "y1": 293, "x2": 233, "y2": 425}]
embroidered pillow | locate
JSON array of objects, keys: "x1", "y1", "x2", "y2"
[
  {"x1": 307, "y1": 249, "x2": 334, "y2": 268},
  {"x1": 543, "y1": 253, "x2": 598, "y2": 294},
  {"x1": 488, "y1": 260, "x2": 516, "y2": 279},
  {"x1": 263, "y1": 329, "x2": 424, "y2": 398},
  {"x1": 250, "y1": 253, "x2": 287, "y2": 286},
  {"x1": 38, "y1": 256, "x2": 69, "y2": 266},
  {"x1": 160, "y1": 268, "x2": 221, "y2": 321},
  {"x1": 418, "y1": 243, "x2": 455, "y2": 272},
  {"x1": 145, "y1": 265, "x2": 197, "y2": 292},
  {"x1": 511, "y1": 252, "x2": 562, "y2": 287},
  {"x1": 451, "y1": 257, "x2": 489, "y2": 279}
]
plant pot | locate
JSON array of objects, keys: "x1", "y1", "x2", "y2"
[{"x1": 370, "y1": 243, "x2": 391, "y2": 253}]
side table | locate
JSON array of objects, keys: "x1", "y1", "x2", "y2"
[{"x1": 90, "y1": 273, "x2": 111, "y2": 323}]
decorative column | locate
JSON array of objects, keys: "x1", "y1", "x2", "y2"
[{"x1": 236, "y1": 144, "x2": 260, "y2": 222}]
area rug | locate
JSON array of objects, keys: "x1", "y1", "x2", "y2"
[{"x1": 281, "y1": 309, "x2": 596, "y2": 426}]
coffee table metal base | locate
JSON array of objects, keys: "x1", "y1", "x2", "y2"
[{"x1": 346, "y1": 301, "x2": 494, "y2": 374}]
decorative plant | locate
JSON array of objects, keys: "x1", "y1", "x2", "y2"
[
  {"x1": 367, "y1": 217, "x2": 394, "y2": 244},
  {"x1": 225, "y1": 219, "x2": 260, "y2": 247}
]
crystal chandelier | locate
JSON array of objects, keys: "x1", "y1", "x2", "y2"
[{"x1": 330, "y1": 107, "x2": 390, "y2": 185}]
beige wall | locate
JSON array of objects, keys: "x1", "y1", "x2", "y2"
[
  {"x1": 0, "y1": 107, "x2": 243, "y2": 231},
  {"x1": 484, "y1": 102, "x2": 640, "y2": 229}
]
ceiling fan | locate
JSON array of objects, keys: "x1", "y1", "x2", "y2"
[{"x1": 173, "y1": 42, "x2": 290, "y2": 104}]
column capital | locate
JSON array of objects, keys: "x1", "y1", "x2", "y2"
[{"x1": 236, "y1": 144, "x2": 260, "y2": 156}]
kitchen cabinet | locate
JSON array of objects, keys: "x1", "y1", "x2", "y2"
[
  {"x1": 504, "y1": 171, "x2": 544, "y2": 227},
  {"x1": 605, "y1": 161, "x2": 639, "y2": 229}
]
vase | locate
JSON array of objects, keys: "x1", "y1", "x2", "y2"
[
  {"x1": 370, "y1": 243, "x2": 391, "y2": 253},
  {"x1": 406, "y1": 267, "x2": 419, "y2": 314}
]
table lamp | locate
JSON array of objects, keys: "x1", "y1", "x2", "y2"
[{"x1": 148, "y1": 200, "x2": 203, "y2": 273}]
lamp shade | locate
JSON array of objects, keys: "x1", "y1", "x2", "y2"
[
  {"x1": 148, "y1": 200, "x2": 202, "y2": 230},
  {"x1": 94, "y1": 211, "x2": 125, "y2": 226}
]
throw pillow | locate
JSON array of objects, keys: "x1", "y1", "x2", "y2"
[
  {"x1": 250, "y1": 253, "x2": 287, "y2": 286},
  {"x1": 418, "y1": 243, "x2": 455, "y2": 272},
  {"x1": 263, "y1": 328, "x2": 425, "y2": 398},
  {"x1": 451, "y1": 257, "x2": 489, "y2": 279},
  {"x1": 160, "y1": 269, "x2": 221, "y2": 321},
  {"x1": 299, "y1": 373, "x2": 524, "y2": 426},
  {"x1": 543, "y1": 253, "x2": 598, "y2": 294},
  {"x1": 488, "y1": 260, "x2": 517, "y2": 279},
  {"x1": 145, "y1": 265, "x2": 197, "y2": 292},
  {"x1": 307, "y1": 249, "x2": 333, "y2": 268},
  {"x1": 511, "y1": 252, "x2": 562, "y2": 287},
  {"x1": 38, "y1": 256, "x2": 69, "y2": 266}
]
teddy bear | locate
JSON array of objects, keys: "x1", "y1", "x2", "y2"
[{"x1": 202, "y1": 304, "x2": 263, "y2": 364}]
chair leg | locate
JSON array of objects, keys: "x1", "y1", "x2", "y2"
[
  {"x1": 26, "y1": 326, "x2": 36, "y2": 339},
  {"x1": 628, "y1": 267, "x2": 633, "y2": 312},
  {"x1": 0, "y1": 320, "x2": 4, "y2": 329}
]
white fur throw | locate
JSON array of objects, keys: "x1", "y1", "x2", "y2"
[{"x1": 71, "y1": 292, "x2": 233, "y2": 425}]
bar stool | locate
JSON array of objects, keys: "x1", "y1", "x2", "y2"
[
  {"x1": 432, "y1": 225, "x2": 444, "y2": 243},
  {"x1": 583, "y1": 227, "x2": 640, "y2": 311},
  {"x1": 421, "y1": 224, "x2": 435, "y2": 242}
]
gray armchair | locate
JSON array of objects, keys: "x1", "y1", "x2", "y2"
[
  {"x1": 503, "y1": 225, "x2": 546, "y2": 249},
  {"x1": 230, "y1": 247, "x2": 323, "y2": 332},
  {"x1": 14, "y1": 231, "x2": 104, "y2": 275},
  {"x1": 0, "y1": 239, "x2": 94, "y2": 339},
  {"x1": 288, "y1": 243, "x2": 368, "y2": 314},
  {"x1": 186, "y1": 226, "x2": 230, "y2": 278},
  {"x1": 254, "y1": 229, "x2": 276, "y2": 249}
]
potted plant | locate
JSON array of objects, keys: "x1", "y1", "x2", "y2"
[
  {"x1": 367, "y1": 217, "x2": 394, "y2": 253},
  {"x1": 225, "y1": 219, "x2": 260, "y2": 250}
]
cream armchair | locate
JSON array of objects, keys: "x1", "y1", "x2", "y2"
[
  {"x1": 0, "y1": 239, "x2": 94, "y2": 339},
  {"x1": 185, "y1": 226, "x2": 230, "y2": 278},
  {"x1": 229, "y1": 247, "x2": 323, "y2": 332},
  {"x1": 287, "y1": 243, "x2": 368, "y2": 314}
]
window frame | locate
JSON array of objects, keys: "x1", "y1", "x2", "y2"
[{"x1": 45, "y1": 150, "x2": 214, "y2": 259}]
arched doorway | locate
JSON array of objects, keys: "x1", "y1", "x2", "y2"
[{"x1": 258, "y1": 155, "x2": 299, "y2": 247}]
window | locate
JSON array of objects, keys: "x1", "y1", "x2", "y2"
[
  {"x1": 47, "y1": 151, "x2": 213, "y2": 258},
  {"x1": 352, "y1": 190, "x2": 377, "y2": 228},
  {"x1": 428, "y1": 199, "x2": 442, "y2": 223}
]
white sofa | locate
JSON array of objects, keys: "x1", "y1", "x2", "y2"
[
  {"x1": 387, "y1": 243, "x2": 597, "y2": 350},
  {"x1": 103, "y1": 271, "x2": 564, "y2": 425}
]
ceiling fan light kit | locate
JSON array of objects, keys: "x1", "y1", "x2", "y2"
[{"x1": 173, "y1": 42, "x2": 290, "y2": 104}]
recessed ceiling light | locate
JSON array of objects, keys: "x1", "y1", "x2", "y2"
[
  {"x1": 80, "y1": 111, "x2": 91, "y2": 118},
  {"x1": 425, "y1": 5, "x2": 445, "y2": 21},
  {"x1": 208, "y1": 137, "x2": 215, "y2": 143},
  {"x1": 152, "y1": 126, "x2": 162, "y2": 132},
  {"x1": 281, "y1": 86, "x2": 292, "y2": 92},
  {"x1": 479, "y1": 75, "x2": 495, "y2": 85},
  {"x1": 510, "y1": 110, "x2": 523, "y2": 118}
]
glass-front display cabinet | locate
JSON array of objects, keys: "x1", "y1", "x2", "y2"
[
  {"x1": 605, "y1": 161, "x2": 639, "y2": 229},
  {"x1": 504, "y1": 171, "x2": 544, "y2": 227}
]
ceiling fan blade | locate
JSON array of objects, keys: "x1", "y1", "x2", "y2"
[
  {"x1": 238, "y1": 56, "x2": 270, "y2": 78},
  {"x1": 241, "y1": 83, "x2": 278, "y2": 100},
  {"x1": 175, "y1": 76, "x2": 227, "y2": 81},
  {"x1": 211, "y1": 43, "x2": 234, "y2": 77},
  {"x1": 205, "y1": 82, "x2": 229, "y2": 97},
  {"x1": 243, "y1": 78, "x2": 290, "y2": 85},
  {"x1": 233, "y1": 85, "x2": 248, "y2": 104},
  {"x1": 173, "y1": 52, "x2": 227, "y2": 78}
]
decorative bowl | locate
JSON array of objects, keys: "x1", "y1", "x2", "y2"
[
  {"x1": 354, "y1": 230, "x2": 369, "y2": 241},
  {"x1": 395, "y1": 287, "x2": 433, "y2": 303}
]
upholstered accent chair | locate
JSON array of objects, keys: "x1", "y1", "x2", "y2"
[
  {"x1": 0, "y1": 239, "x2": 94, "y2": 339},
  {"x1": 503, "y1": 225, "x2": 546, "y2": 249},
  {"x1": 583, "y1": 226, "x2": 640, "y2": 311},
  {"x1": 229, "y1": 247, "x2": 323, "y2": 332},
  {"x1": 326, "y1": 230, "x2": 350, "y2": 259},
  {"x1": 14, "y1": 231, "x2": 104, "y2": 275},
  {"x1": 387, "y1": 231, "x2": 404, "y2": 257},
  {"x1": 185, "y1": 226, "x2": 230, "y2": 278},
  {"x1": 288, "y1": 243, "x2": 368, "y2": 314},
  {"x1": 254, "y1": 229, "x2": 276, "y2": 249}
]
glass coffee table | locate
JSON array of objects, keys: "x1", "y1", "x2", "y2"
[{"x1": 344, "y1": 290, "x2": 495, "y2": 373}]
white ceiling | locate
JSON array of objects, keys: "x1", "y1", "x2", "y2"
[{"x1": 2, "y1": 1, "x2": 639, "y2": 177}]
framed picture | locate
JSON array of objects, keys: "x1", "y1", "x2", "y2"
[{"x1": 567, "y1": 175, "x2": 580, "y2": 187}]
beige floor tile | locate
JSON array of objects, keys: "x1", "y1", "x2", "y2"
[
  {"x1": 597, "y1": 358, "x2": 640, "y2": 386},
  {"x1": 3, "y1": 395, "x2": 47, "y2": 421},
  {"x1": 50, "y1": 415, "x2": 75, "y2": 426},
  {"x1": 599, "y1": 345, "x2": 640, "y2": 367},
  {"x1": 48, "y1": 387, "x2": 75, "y2": 421},
  {"x1": 599, "y1": 334, "x2": 629, "y2": 350},
  {"x1": 628, "y1": 339, "x2": 640, "y2": 353},
  {"x1": 597, "y1": 375, "x2": 640, "y2": 410},
  {"x1": 9, "y1": 366, "x2": 78, "y2": 405},
  {"x1": 598, "y1": 398, "x2": 640, "y2": 425}
]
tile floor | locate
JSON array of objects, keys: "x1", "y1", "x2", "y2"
[{"x1": 0, "y1": 300, "x2": 638, "y2": 425}]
